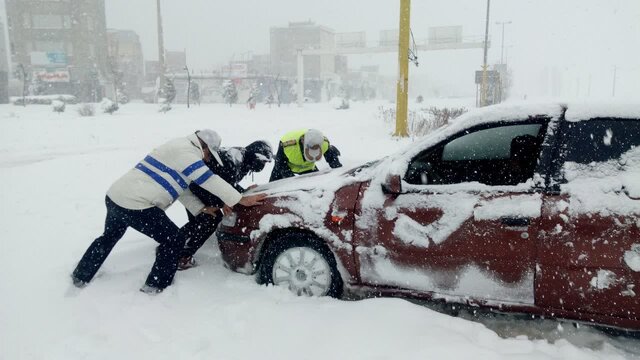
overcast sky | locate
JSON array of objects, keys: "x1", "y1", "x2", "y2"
[
  {"x1": 102, "y1": 0, "x2": 640, "y2": 99},
  {"x1": 4, "y1": 0, "x2": 640, "y2": 99}
]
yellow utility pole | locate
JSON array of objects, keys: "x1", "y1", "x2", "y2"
[{"x1": 394, "y1": 0, "x2": 411, "y2": 137}]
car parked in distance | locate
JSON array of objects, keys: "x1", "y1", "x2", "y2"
[{"x1": 217, "y1": 103, "x2": 640, "y2": 331}]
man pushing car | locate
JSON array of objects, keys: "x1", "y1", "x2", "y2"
[{"x1": 71, "y1": 129, "x2": 265, "y2": 294}]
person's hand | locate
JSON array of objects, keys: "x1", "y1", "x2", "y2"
[
  {"x1": 247, "y1": 184, "x2": 258, "y2": 190},
  {"x1": 201, "y1": 206, "x2": 219, "y2": 216},
  {"x1": 238, "y1": 193, "x2": 267, "y2": 207},
  {"x1": 222, "y1": 205, "x2": 233, "y2": 215}
]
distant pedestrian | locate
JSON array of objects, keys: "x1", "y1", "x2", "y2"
[{"x1": 247, "y1": 95, "x2": 257, "y2": 110}]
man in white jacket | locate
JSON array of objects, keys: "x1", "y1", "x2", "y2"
[{"x1": 71, "y1": 129, "x2": 265, "y2": 293}]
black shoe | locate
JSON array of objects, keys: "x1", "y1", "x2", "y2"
[
  {"x1": 71, "y1": 275, "x2": 88, "y2": 289},
  {"x1": 140, "y1": 284, "x2": 163, "y2": 295},
  {"x1": 177, "y1": 255, "x2": 197, "y2": 271}
]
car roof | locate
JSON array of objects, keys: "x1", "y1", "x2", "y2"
[
  {"x1": 395, "y1": 101, "x2": 640, "y2": 166},
  {"x1": 564, "y1": 102, "x2": 640, "y2": 122}
]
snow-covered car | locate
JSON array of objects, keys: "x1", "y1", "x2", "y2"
[{"x1": 217, "y1": 103, "x2": 640, "y2": 331}]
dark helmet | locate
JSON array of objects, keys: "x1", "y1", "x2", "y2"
[{"x1": 244, "y1": 140, "x2": 273, "y2": 172}]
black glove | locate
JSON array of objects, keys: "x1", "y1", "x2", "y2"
[{"x1": 325, "y1": 145, "x2": 342, "y2": 168}]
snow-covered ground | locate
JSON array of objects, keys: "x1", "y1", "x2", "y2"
[{"x1": 0, "y1": 101, "x2": 638, "y2": 360}]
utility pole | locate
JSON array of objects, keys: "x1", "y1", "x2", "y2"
[
  {"x1": 184, "y1": 65, "x2": 191, "y2": 108},
  {"x1": 296, "y1": 49, "x2": 303, "y2": 107},
  {"x1": 394, "y1": 0, "x2": 411, "y2": 137},
  {"x1": 17, "y1": 63, "x2": 27, "y2": 107},
  {"x1": 156, "y1": 0, "x2": 166, "y2": 102},
  {"x1": 612, "y1": 65, "x2": 617, "y2": 97},
  {"x1": 495, "y1": 21, "x2": 511, "y2": 64},
  {"x1": 480, "y1": 0, "x2": 491, "y2": 107}
]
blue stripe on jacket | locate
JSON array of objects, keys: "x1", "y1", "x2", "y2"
[
  {"x1": 144, "y1": 156, "x2": 188, "y2": 189},
  {"x1": 182, "y1": 160, "x2": 206, "y2": 176},
  {"x1": 194, "y1": 170, "x2": 214, "y2": 185},
  {"x1": 135, "y1": 163, "x2": 179, "y2": 200}
]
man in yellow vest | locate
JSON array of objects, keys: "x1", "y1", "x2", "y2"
[{"x1": 269, "y1": 129, "x2": 342, "y2": 182}]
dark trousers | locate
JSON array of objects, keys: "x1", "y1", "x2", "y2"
[
  {"x1": 72, "y1": 196, "x2": 186, "y2": 289},
  {"x1": 180, "y1": 210, "x2": 223, "y2": 258}
]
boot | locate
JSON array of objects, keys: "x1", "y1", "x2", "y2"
[{"x1": 177, "y1": 255, "x2": 197, "y2": 271}]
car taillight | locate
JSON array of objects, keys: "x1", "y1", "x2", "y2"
[{"x1": 221, "y1": 212, "x2": 238, "y2": 227}]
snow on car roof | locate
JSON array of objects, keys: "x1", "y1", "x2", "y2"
[{"x1": 564, "y1": 102, "x2": 640, "y2": 122}]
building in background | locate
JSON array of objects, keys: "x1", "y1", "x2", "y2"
[
  {"x1": 270, "y1": 21, "x2": 338, "y2": 101},
  {"x1": 5, "y1": 0, "x2": 109, "y2": 102},
  {"x1": 165, "y1": 50, "x2": 186, "y2": 73},
  {"x1": 106, "y1": 29, "x2": 144, "y2": 99},
  {"x1": 0, "y1": 18, "x2": 9, "y2": 104},
  {"x1": 270, "y1": 21, "x2": 336, "y2": 80},
  {"x1": 144, "y1": 60, "x2": 161, "y2": 82}
]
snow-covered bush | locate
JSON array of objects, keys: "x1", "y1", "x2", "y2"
[
  {"x1": 330, "y1": 97, "x2": 349, "y2": 110},
  {"x1": 377, "y1": 106, "x2": 467, "y2": 137},
  {"x1": 116, "y1": 90, "x2": 130, "y2": 105},
  {"x1": 101, "y1": 98, "x2": 119, "y2": 115},
  {"x1": 52, "y1": 100, "x2": 65, "y2": 114},
  {"x1": 159, "y1": 103, "x2": 172, "y2": 113},
  {"x1": 222, "y1": 80, "x2": 238, "y2": 106},
  {"x1": 11, "y1": 94, "x2": 77, "y2": 106},
  {"x1": 158, "y1": 78, "x2": 176, "y2": 105},
  {"x1": 77, "y1": 103, "x2": 95, "y2": 117},
  {"x1": 410, "y1": 107, "x2": 467, "y2": 137}
]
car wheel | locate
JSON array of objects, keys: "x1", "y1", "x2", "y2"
[{"x1": 259, "y1": 234, "x2": 343, "y2": 298}]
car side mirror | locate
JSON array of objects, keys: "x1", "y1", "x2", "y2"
[{"x1": 382, "y1": 174, "x2": 403, "y2": 194}]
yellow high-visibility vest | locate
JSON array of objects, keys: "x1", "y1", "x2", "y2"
[{"x1": 281, "y1": 129, "x2": 329, "y2": 174}]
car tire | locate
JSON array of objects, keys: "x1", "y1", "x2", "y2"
[{"x1": 258, "y1": 233, "x2": 343, "y2": 298}]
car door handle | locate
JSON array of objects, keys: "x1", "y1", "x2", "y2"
[{"x1": 501, "y1": 217, "x2": 530, "y2": 227}]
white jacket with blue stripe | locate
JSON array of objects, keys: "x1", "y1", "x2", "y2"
[{"x1": 107, "y1": 133, "x2": 242, "y2": 213}]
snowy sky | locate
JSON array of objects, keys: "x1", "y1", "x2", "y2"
[
  {"x1": 3, "y1": 0, "x2": 640, "y2": 99},
  {"x1": 103, "y1": 0, "x2": 640, "y2": 99}
]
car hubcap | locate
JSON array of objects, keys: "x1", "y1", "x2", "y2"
[{"x1": 272, "y1": 247, "x2": 332, "y2": 296}]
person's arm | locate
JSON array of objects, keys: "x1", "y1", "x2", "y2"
[
  {"x1": 181, "y1": 150, "x2": 265, "y2": 207},
  {"x1": 178, "y1": 189, "x2": 207, "y2": 216},
  {"x1": 324, "y1": 144, "x2": 342, "y2": 168},
  {"x1": 181, "y1": 152, "x2": 242, "y2": 206},
  {"x1": 189, "y1": 183, "x2": 225, "y2": 208},
  {"x1": 269, "y1": 143, "x2": 295, "y2": 182}
]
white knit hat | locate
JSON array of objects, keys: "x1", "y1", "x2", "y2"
[
  {"x1": 303, "y1": 129, "x2": 324, "y2": 162},
  {"x1": 196, "y1": 129, "x2": 223, "y2": 165}
]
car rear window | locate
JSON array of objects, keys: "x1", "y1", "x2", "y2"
[{"x1": 563, "y1": 118, "x2": 640, "y2": 164}]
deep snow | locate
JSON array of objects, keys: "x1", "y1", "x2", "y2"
[{"x1": 0, "y1": 101, "x2": 638, "y2": 360}]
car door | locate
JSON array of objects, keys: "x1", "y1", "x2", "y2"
[
  {"x1": 537, "y1": 118, "x2": 640, "y2": 320},
  {"x1": 355, "y1": 119, "x2": 551, "y2": 305}
]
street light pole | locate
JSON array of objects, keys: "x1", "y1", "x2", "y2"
[
  {"x1": 17, "y1": 64, "x2": 27, "y2": 107},
  {"x1": 156, "y1": 0, "x2": 166, "y2": 103},
  {"x1": 480, "y1": 0, "x2": 491, "y2": 107},
  {"x1": 184, "y1": 65, "x2": 191, "y2": 108},
  {"x1": 495, "y1": 21, "x2": 512, "y2": 64}
]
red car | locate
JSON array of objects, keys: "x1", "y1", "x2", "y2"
[{"x1": 217, "y1": 103, "x2": 640, "y2": 331}]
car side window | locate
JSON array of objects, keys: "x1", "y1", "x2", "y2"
[
  {"x1": 405, "y1": 122, "x2": 547, "y2": 186},
  {"x1": 563, "y1": 119, "x2": 640, "y2": 164}
]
